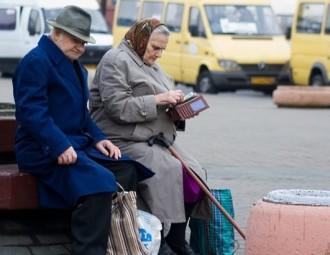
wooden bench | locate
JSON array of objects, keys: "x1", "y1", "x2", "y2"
[{"x1": 0, "y1": 117, "x2": 38, "y2": 209}]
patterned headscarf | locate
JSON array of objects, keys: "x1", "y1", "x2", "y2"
[{"x1": 124, "y1": 18, "x2": 163, "y2": 58}]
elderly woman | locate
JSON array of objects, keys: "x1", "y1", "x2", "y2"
[
  {"x1": 13, "y1": 6, "x2": 153, "y2": 255},
  {"x1": 89, "y1": 19, "x2": 209, "y2": 255}
]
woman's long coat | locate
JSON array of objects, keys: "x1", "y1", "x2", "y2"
[
  {"x1": 90, "y1": 40, "x2": 209, "y2": 223},
  {"x1": 13, "y1": 36, "x2": 153, "y2": 208}
]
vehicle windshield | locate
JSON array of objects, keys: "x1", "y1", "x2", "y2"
[
  {"x1": 43, "y1": 8, "x2": 109, "y2": 33},
  {"x1": 204, "y1": 5, "x2": 282, "y2": 36}
]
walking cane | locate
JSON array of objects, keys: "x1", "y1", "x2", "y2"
[{"x1": 147, "y1": 132, "x2": 246, "y2": 240}]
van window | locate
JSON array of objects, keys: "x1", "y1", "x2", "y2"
[
  {"x1": 296, "y1": 3, "x2": 324, "y2": 34},
  {"x1": 325, "y1": 5, "x2": 330, "y2": 34},
  {"x1": 165, "y1": 3, "x2": 184, "y2": 32},
  {"x1": 142, "y1": 1, "x2": 163, "y2": 20},
  {"x1": 28, "y1": 9, "x2": 41, "y2": 35},
  {"x1": 189, "y1": 7, "x2": 206, "y2": 37},
  {"x1": 204, "y1": 5, "x2": 282, "y2": 35},
  {"x1": 44, "y1": 8, "x2": 109, "y2": 33},
  {"x1": 0, "y1": 8, "x2": 16, "y2": 30},
  {"x1": 117, "y1": 0, "x2": 139, "y2": 26}
]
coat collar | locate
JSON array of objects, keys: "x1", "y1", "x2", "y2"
[
  {"x1": 119, "y1": 39, "x2": 172, "y2": 91},
  {"x1": 38, "y1": 35, "x2": 67, "y2": 65},
  {"x1": 38, "y1": 35, "x2": 86, "y2": 92},
  {"x1": 119, "y1": 40, "x2": 144, "y2": 67},
  {"x1": 119, "y1": 39, "x2": 162, "y2": 72}
]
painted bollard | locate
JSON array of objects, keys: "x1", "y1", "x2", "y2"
[{"x1": 245, "y1": 189, "x2": 330, "y2": 255}]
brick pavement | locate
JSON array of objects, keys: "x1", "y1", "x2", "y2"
[
  {"x1": 1, "y1": 80, "x2": 330, "y2": 254},
  {"x1": 0, "y1": 210, "x2": 71, "y2": 255}
]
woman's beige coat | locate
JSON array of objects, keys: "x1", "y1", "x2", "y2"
[{"x1": 89, "y1": 40, "x2": 209, "y2": 223}]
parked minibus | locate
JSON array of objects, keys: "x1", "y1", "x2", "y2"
[{"x1": 113, "y1": 0, "x2": 291, "y2": 93}]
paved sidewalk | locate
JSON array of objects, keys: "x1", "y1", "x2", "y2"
[{"x1": 0, "y1": 210, "x2": 71, "y2": 255}]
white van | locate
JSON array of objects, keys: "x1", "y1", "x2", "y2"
[{"x1": 0, "y1": 0, "x2": 112, "y2": 75}]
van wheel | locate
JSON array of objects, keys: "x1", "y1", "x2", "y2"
[
  {"x1": 310, "y1": 74, "x2": 324, "y2": 86},
  {"x1": 196, "y1": 71, "x2": 217, "y2": 94}
]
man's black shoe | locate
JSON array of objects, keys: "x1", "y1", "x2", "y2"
[
  {"x1": 158, "y1": 242, "x2": 177, "y2": 255},
  {"x1": 168, "y1": 241, "x2": 199, "y2": 255},
  {"x1": 182, "y1": 243, "x2": 199, "y2": 255}
]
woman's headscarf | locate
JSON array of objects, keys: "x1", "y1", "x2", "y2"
[{"x1": 124, "y1": 18, "x2": 163, "y2": 58}]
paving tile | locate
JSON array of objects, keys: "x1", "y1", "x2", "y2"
[
  {"x1": 0, "y1": 235, "x2": 33, "y2": 246},
  {"x1": 0, "y1": 247, "x2": 31, "y2": 255},
  {"x1": 30, "y1": 245, "x2": 70, "y2": 255},
  {"x1": 36, "y1": 234, "x2": 70, "y2": 245}
]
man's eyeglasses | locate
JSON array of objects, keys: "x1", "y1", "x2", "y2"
[{"x1": 65, "y1": 32, "x2": 87, "y2": 46}]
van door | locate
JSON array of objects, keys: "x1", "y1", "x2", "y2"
[
  {"x1": 324, "y1": 4, "x2": 330, "y2": 84},
  {"x1": 159, "y1": 2, "x2": 184, "y2": 82},
  {"x1": 291, "y1": 2, "x2": 325, "y2": 85},
  {"x1": 113, "y1": 0, "x2": 140, "y2": 46},
  {"x1": 25, "y1": 8, "x2": 43, "y2": 49},
  {"x1": 0, "y1": 6, "x2": 20, "y2": 73},
  {"x1": 181, "y1": 6, "x2": 210, "y2": 85}
]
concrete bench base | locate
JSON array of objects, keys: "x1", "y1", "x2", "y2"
[
  {"x1": 0, "y1": 164, "x2": 38, "y2": 210},
  {"x1": 273, "y1": 86, "x2": 330, "y2": 107}
]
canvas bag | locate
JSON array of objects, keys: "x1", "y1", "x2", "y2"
[
  {"x1": 189, "y1": 189, "x2": 235, "y2": 255},
  {"x1": 107, "y1": 189, "x2": 149, "y2": 255}
]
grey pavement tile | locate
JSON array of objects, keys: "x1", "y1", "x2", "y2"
[
  {"x1": 35, "y1": 234, "x2": 70, "y2": 245},
  {"x1": 30, "y1": 245, "x2": 70, "y2": 255},
  {"x1": 0, "y1": 247, "x2": 31, "y2": 255},
  {"x1": 0, "y1": 221, "x2": 28, "y2": 234},
  {"x1": 0, "y1": 236, "x2": 33, "y2": 246}
]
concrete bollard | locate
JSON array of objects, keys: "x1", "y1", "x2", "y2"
[
  {"x1": 245, "y1": 189, "x2": 330, "y2": 255},
  {"x1": 273, "y1": 86, "x2": 330, "y2": 107}
]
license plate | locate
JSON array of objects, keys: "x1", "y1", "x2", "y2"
[{"x1": 251, "y1": 76, "x2": 275, "y2": 85}]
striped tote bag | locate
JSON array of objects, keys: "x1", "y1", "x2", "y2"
[{"x1": 107, "y1": 190, "x2": 149, "y2": 255}]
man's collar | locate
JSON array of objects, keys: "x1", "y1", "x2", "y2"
[{"x1": 38, "y1": 35, "x2": 67, "y2": 65}]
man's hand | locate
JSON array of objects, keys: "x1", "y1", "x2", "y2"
[
  {"x1": 96, "y1": 139, "x2": 121, "y2": 160},
  {"x1": 155, "y1": 90, "x2": 184, "y2": 105},
  {"x1": 57, "y1": 146, "x2": 77, "y2": 165}
]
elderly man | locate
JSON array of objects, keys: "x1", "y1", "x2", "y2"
[{"x1": 12, "y1": 6, "x2": 153, "y2": 255}]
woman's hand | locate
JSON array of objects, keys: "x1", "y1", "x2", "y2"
[
  {"x1": 155, "y1": 90, "x2": 184, "y2": 105},
  {"x1": 96, "y1": 139, "x2": 121, "y2": 160},
  {"x1": 58, "y1": 146, "x2": 77, "y2": 165}
]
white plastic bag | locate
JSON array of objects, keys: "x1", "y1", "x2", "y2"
[{"x1": 137, "y1": 210, "x2": 162, "y2": 255}]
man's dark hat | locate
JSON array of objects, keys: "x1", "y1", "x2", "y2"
[{"x1": 47, "y1": 5, "x2": 96, "y2": 44}]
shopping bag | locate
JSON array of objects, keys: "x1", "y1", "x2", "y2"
[
  {"x1": 107, "y1": 190, "x2": 149, "y2": 255},
  {"x1": 189, "y1": 189, "x2": 235, "y2": 255},
  {"x1": 137, "y1": 210, "x2": 162, "y2": 255}
]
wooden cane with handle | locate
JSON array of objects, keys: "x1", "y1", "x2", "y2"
[{"x1": 148, "y1": 132, "x2": 246, "y2": 240}]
